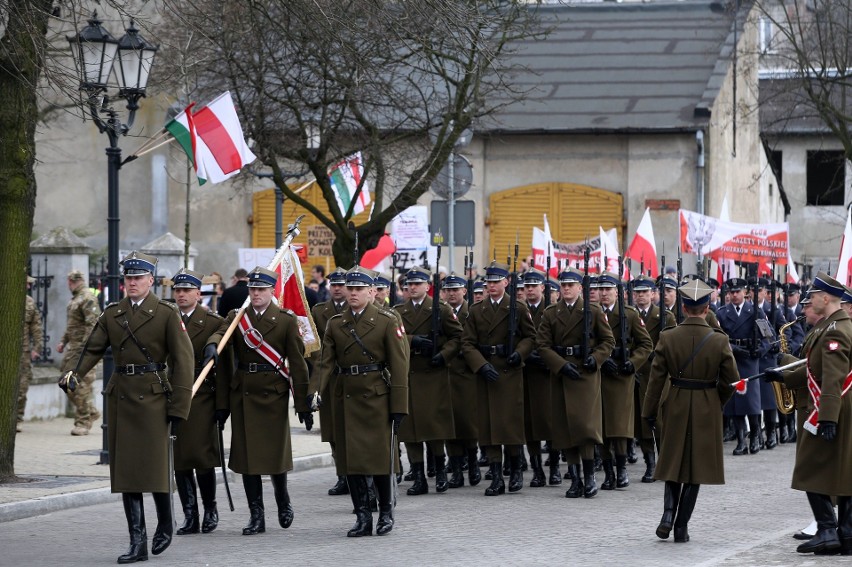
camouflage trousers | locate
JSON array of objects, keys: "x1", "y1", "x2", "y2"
[
  {"x1": 62, "y1": 349, "x2": 100, "y2": 429},
  {"x1": 17, "y1": 352, "x2": 32, "y2": 422}
]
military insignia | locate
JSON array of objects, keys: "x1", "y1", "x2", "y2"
[
  {"x1": 179, "y1": 318, "x2": 186, "y2": 332},
  {"x1": 399, "y1": 324, "x2": 406, "y2": 334},
  {"x1": 451, "y1": 310, "x2": 458, "y2": 320},
  {"x1": 827, "y1": 321, "x2": 837, "y2": 331},
  {"x1": 395, "y1": 326, "x2": 404, "y2": 339},
  {"x1": 828, "y1": 341, "x2": 839, "y2": 351},
  {"x1": 639, "y1": 318, "x2": 645, "y2": 327},
  {"x1": 244, "y1": 327, "x2": 264, "y2": 349}
]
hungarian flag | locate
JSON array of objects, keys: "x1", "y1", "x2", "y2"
[
  {"x1": 836, "y1": 205, "x2": 852, "y2": 287},
  {"x1": 624, "y1": 207, "x2": 658, "y2": 278},
  {"x1": 165, "y1": 91, "x2": 256, "y2": 185},
  {"x1": 274, "y1": 245, "x2": 321, "y2": 356},
  {"x1": 330, "y1": 152, "x2": 371, "y2": 216}
]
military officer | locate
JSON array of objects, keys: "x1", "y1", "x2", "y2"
[
  {"x1": 472, "y1": 278, "x2": 485, "y2": 304},
  {"x1": 170, "y1": 269, "x2": 231, "y2": 535},
  {"x1": 63, "y1": 252, "x2": 194, "y2": 563},
  {"x1": 765, "y1": 273, "x2": 852, "y2": 555},
  {"x1": 642, "y1": 279, "x2": 739, "y2": 543},
  {"x1": 204, "y1": 266, "x2": 311, "y2": 536},
  {"x1": 461, "y1": 261, "x2": 536, "y2": 496},
  {"x1": 442, "y1": 273, "x2": 481, "y2": 488},
  {"x1": 17, "y1": 275, "x2": 43, "y2": 432},
  {"x1": 374, "y1": 273, "x2": 393, "y2": 307},
  {"x1": 597, "y1": 271, "x2": 653, "y2": 490},
  {"x1": 632, "y1": 275, "x2": 677, "y2": 483},
  {"x1": 311, "y1": 266, "x2": 409, "y2": 536},
  {"x1": 537, "y1": 268, "x2": 615, "y2": 499}
]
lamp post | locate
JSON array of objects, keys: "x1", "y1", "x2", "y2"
[{"x1": 68, "y1": 13, "x2": 157, "y2": 465}]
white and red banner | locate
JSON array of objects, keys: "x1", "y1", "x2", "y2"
[
  {"x1": 532, "y1": 226, "x2": 619, "y2": 275},
  {"x1": 274, "y1": 245, "x2": 321, "y2": 356},
  {"x1": 624, "y1": 208, "x2": 659, "y2": 278}
]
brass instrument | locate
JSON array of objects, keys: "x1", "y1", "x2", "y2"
[{"x1": 773, "y1": 316, "x2": 804, "y2": 415}]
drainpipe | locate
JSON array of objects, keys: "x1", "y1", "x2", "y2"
[{"x1": 696, "y1": 130, "x2": 705, "y2": 215}]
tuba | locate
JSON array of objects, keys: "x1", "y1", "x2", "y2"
[{"x1": 773, "y1": 316, "x2": 804, "y2": 415}]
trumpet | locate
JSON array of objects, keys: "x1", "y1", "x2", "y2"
[{"x1": 773, "y1": 316, "x2": 804, "y2": 415}]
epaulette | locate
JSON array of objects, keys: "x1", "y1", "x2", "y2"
[
  {"x1": 158, "y1": 299, "x2": 179, "y2": 309},
  {"x1": 280, "y1": 307, "x2": 295, "y2": 317},
  {"x1": 329, "y1": 313, "x2": 343, "y2": 320},
  {"x1": 660, "y1": 325, "x2": 676, "y2": 333},
  {"x1": 544, "y1": 303, "x2": 559, "y2": 311},
  {"x1": 713, "y1": 327, "x2": 726, "y2": 335},
  {"x1": 625, "y1": 305, "x2": 638, "y2": 313},
  {"x1": 104, "y1": 301, "x2": 120, "y2": 310},
  {"x1": 206, "y1": 310, "x2": 224, "y2": 320},
  {"x1": 378, "y1": 309, "x2": 396, "y2": 318}
]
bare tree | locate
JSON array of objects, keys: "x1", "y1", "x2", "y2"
[{"x1": 157, "y1": 0, "x2": 545, "y2": 266}]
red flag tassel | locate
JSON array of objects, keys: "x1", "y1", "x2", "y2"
[{"x1": 734, "y1": 380, "x2": 747, "y2": 395}]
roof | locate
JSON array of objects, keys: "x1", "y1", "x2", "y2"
[
  {"x1": 759, "y1": 76, "x2": 848, "y2": 136},
  {"x1": 481, "y1": 1, "x2": 740, "y2": 134}
]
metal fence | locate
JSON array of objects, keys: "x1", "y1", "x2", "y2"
[{"x1": 27, "y1": 257, "x2": 54, "y2": 364}]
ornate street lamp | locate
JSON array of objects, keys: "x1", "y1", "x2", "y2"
[{"x1": 68, "y1": 13, "x2": 157, "y2": 465}]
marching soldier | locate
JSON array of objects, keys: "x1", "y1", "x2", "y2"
[
  {"x1": 311, "y1": 266, "x2": 409, "y2": 536},
  {"x1": 472, "y1": 279, "x2": 485, "y2": 304},
  {"x1": 642, "y1": 279, "x2": 739, "y2": 543},
  {"x1": 393, "y1": 267, "x2": 463, "y2": 495},
  {"x1": 17, "y1": 275, "x2": 43, "y2": 433},
  {"x1": 61, "y1": 251, "x2": 194, "y2": 563},
  {"x1": 765, "y1": 272, "x2": 852, "y2": 555},
  {"x1": 632, "y1": 275, "x2": 676, "y2": 483},
  {"x1": 443, "y1": 273, "x2": 481, "y2": 488},
  {"x1": 203, "y1": 266, "x2": 311, "y2": 536},
  {"x1": 597, "y1": 271, "x2": 653, "y2": 490},
  {"x1": 170, "y1": 269, "x2": 231, "y2": 535},
  {"x1": 537, "y1": 268, "x2": 614, "y2": 499},
  {"x1": 461, "y1": 261, "x2": 536, "y2": 496},
  {"x1": 56, "y1": 270, "x2": 101, "y2": 436},
  {"x1": 374, "y1": 273, "x2": 393, "y2": 307}
]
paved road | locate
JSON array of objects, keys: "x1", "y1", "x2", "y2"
[{"x1": 0, "y1": 441, "x2": 822, "y2": 566}]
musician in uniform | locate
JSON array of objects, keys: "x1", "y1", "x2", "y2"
[
  {"x1": 461, "y1": 261, "x2": 536, "y2": 496},
  {"x1": 537, "y1": 268, "x2": 615, "y2": 499},
  {"x1": 63, "y1": 252, "x2": 194, "y2": 563},
  {"x1": 312, "y1": 266, "x2": 409, "y2": 536},
  {"x1": 766, "y1": 273, "x2": 852, "y2": 555},
  {"x1": 642, "y1": 279, "x2": 739, "y2": 543},
  {"x1": 171, "y1": 269, "x2": 231, "y2": 535},
  {"x1": 204, "y1": 266, "x2": 311, "y2": 536}
]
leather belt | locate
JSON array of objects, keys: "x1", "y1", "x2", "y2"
[
  {"x1": 115, "y1": 362, "x2": 167, "y2": 375},
  {"x1": 553, "y1": 345, "x2": 583, "y2": 357},
  {"x1": 336, "y1": 363, "x2": 385, "y2": 376},
  {"x1": 730, "y1": 338, "x2": 751, "y2": 347},
  {"x1": 670, "y1": 378, "x2": 717, "y2": 390},
  {"x1": 478, "y1": 344, "x2": 507, "y2": 357},
  {"x1": 237, "y1": 362, "x2": 279, "y2": 373},
  {"x1": 612, "y1": 346, "x2": 630, "y2": 359}
]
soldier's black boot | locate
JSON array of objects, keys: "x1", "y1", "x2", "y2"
[
  {"x1": 838, "y1": 496, "x2": 852, "y2": 555},
  {"x1": 732, "y1": 426, "x2": 747, "y2": 455},
  {"x1": 520, "y1": 452, "x2": 528, "y2": 472},
  {"x1": 548, "y1": 451, "x2": 562, "y2": 485},
  {"x1": 797, "y1": 492, "x2": 841, "y2": 554},
  {"x1": 601, "y1": 459, "x2": 616, "y2": 490},
  {"x1": 328, "y1": 475, "x2": 349, "y2": 496},
  {"x1": 406, "y1": 462, "x2": 428, "y2": 496},
  {"x1": 374, "y1": 475, "x2": 394, "y2": 536},
  {"x1": 434, "y1": 455, "x2": 449, "y2": 493},
  {"x1": 564, "y1": 465, "x2": 582, "y2": 498},
  {"x1": 673, "y1": 483, "x2": 700, "y2": 542},
  {"x1": 118, "y1": 493, "x2": 148, "y2": 564},
  {"x1": 748, "y1": 415, "x2": 761, "y2": 454},
  {"x1": 346, "y1": 475, "x2": 373, "y2": 537},
  {"x1": 656, "y1": 481, "x2": 681, "y2": 540},
  {"x1": 196, "y1": 468, "x2": 219, "y2": 533},
  {"x1": 366, "y1": 476, "x2": 378, "y2": 511},
  {"x1": 508, "y1": 456, "x2": 523, "y2": 493},
  {"x1": 723, "y1": 417, "x2": 735, "y2": 442},
  {"x1": 484, "y1": 463, "x2": 505, "y2": 496},
  {"x1": 594, "y1": 446, "x2": 603, "y2": 471},
  {"x1": 270, "y1": 473, "x2": 294, "y2": 529},
  {"x1": 626, "y1": 439, "x2": 638, "y2": 464},
  {"x1": 615, "y1": 455, "x2": 629, "y2": 488},
  {"x1": 529, "y1": 455, "x2": 546, "y2": 488},
  {"x1": 642, "y1": 451, "x2": 657, "y2": 483},
  {"x1": 467, "y1": 449, "x2": 481, "y2": 486},
  {"x1": 447, "y1": 457, "x2": 464, "y2": 488},
  {"x1": 502, "y1": 453, "x2": 510, "y2": 477},
  {"x1": 242, "y1": 474, "x2": 265, "y2": 535},
  {"x1": 150, "y1": 492, "x2": 173, "y2": 555},
  {"x1": 764, "y1": 410, "x2": 778, "y2": 449},
  {"x1": 426, "y1": 444, "x2": 436, "y2": 478},
  {"x1": 779, "y1": 414, "x2": 790, "y2": 443},
  {"x1": 582, "y1": 459, "x2": 598, "y2": 498},
  {"x1": 174, "y1": 470, "x2": 199, "y2": 535}
]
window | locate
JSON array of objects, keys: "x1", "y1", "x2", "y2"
[
  {"x1": 769, "y1": 150, "x2": 782, "y2": 195},
  {"x1": 806, "y1": 150, "x2": 846, "y2": 206},
  {"x1": 759, "y1": 17, "x2": 776, "y2": 54}
]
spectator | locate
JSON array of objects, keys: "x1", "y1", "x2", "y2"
[
  {"x1": 312, "y1": 265, "x2": 330, "y2": 303},
  {"x1": 218, "y1": 268, "x2": 249, "y2": 316}
]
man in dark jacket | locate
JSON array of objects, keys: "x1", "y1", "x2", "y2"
[{"x1": 217, "y1": 269, "x2": 249, "y2": 316}]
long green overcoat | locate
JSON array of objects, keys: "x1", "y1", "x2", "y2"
[{"x1": 447, "y1": 302, "x2": 478, "y2": 440}]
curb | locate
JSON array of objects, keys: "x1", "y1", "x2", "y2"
[{"x1": 0, "y1": 452, "x2": 333, "y2": 523}]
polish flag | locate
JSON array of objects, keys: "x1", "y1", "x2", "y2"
[
  {"x1": 599, "y1": 226, "x2": 622, "y2": 274},
  {"x1": 543, "y1": 214, "x2": 558, "y2": 278},
  {"x1": 625, "y1": 208, "x2": 658, "y2": 278},
  {"x1": 835, "y1": 206, "x2": 852, "y2": 287},
  {"x1": 716, "y1": 193, "x2": 737, "y2": 284},
  {"x1": 274, "y1": 245, "x2": 320, "y2": 356},
  {"x1": 360, "y1": 233, "x2": 396, "y2": 270}
]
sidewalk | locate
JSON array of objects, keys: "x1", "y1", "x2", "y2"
[{"x1": 0, "y1": 411, "x2": 331, "y2": 523}]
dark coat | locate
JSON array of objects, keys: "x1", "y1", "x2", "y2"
[
  {"x1": 524, "y1": 301, "x2": 553, "y2": 442},
  {"x1": 314, "y1": 302, "x2": 409, "y2": 475},
  {"x1": 394, "y1": 296, "x2": 462, "y2": 442},
  {"x1": 173, "y1": 308, "x2": 232, "y2": 471},
  {"x1": 208, "y1": 305, "x2": 310, "y2": 475},
  {"x1": 217, "y1": 280, "x2": 248, "y2": 316},
  {"x1": 76, "y1": 293, "x2": 194, "y2": 493},
  {"x1": 716, "y1": 301, "x2": 770, "y2": 416},
  {"x1": 643, "y1": 317, "x2": 740, "y2": 484},
  {"x1": 447, "y1": 302, "x2": 478, "y2": 440},
  {"x1": 461, "y1": 292, "x2": 536, "y2": 446},
  {"x1": 308, "y1": 300, "x2": 347, "y2": 443},
  {"x1": 536, "y1": 299, "x2": 615, "y2": 450},
  {"x1": 635, "y1": 304, "x2": 677, "y2": 442}
]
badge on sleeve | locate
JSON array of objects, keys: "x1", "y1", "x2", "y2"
[
  {"x1": 180, "y1": 318, "x2": 187, "y2": 332},
  {"x1": 639, "y1": 318, "x2": 645, "y2": 327},
  {"x1": 828, "y1": 341, "x2": 839, "y2": 352},
  {"x1": 395, "y1": 326, "x2": 404, "y2": 339}
]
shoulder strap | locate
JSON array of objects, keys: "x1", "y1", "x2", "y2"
[
  {"x1": 677, "y1": 330, "x2": 715, "y2": 378},
  {"x1": 343, "y1": 320, "x2": 378, "y2": 363}
]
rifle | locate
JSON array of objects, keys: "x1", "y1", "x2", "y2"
[
  {"x1": 626, "y1": 258, "x2": 634, "y2": 307},
  {"x1": 389, "y1": 249, "x2": 398, "y2": 307},
  {"x1": 582, "y1": 246, "x2": 591, "y2": 360},
  {"x1": 350, "y1": 221, "x2": 360, "y2": 265},
  {"x1": 750, "y1": 278, "x2": 760, "y2": 358},
  {"x1": 466, "y1": 248, "x2": 475, "y2": 306},
  {"x1": 675, "y1": 248, "x2": 684, "y2": 323},
  {"x1": 659, "y1": 252, "x2": 668, "y2": 329},
  {"x1": 769, "y1": 260, "x2": 778, "y2": 332},
  {"x1": 431, "y1": 233, "x2": 444, "y2": 357},
  {"x1": 507, "y1": 234, "x2": 519, "y2": 355},
  {"x1": 544, "y1": 239, "x2": 552, "y2": 308},
  {"x1": 616, "y1": 256, "x2": 630, "y2": 368}
]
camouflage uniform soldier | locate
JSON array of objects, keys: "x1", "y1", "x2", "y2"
[
  {"x1": 57, "y1": 269, "x2": 102, "y2": 436},
  {"x1": 17, "y1": 276, "x2": 43, "y2": 432}
]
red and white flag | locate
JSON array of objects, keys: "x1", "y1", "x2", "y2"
[
  {"x1": 625, "y1": 207, "x2": 658, "y2": 278},
  {"x1": 835, "y1": 206, "x2": 852, "y2": 287},
  {"x1": 274, "y1": 245, "x2": 321, "y2": 356},
  {"x1": 599, "y1": 226, "x2": 622, "y2": 274},
  {"x1": 542, "y1": 215, "x2": 559, "y2": 277}
]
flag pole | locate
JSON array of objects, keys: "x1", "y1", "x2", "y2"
[
  {"x1": 121, "y1": 128, "x2": 171, "y2": 164},
  {"x1": 191, "y1": 215, "x2": 306, "y2": 397}
]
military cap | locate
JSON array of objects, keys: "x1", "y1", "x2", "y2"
[
  {"x1": 597, "y1": 271, "x2": 620, "y2": 288},
  {"x1": 374, "y1": 273, "x2": 392, "y2": 289},
  {"x1": 631, "y1": 275, "x2": 656, "y2": 291},
  {"x1": 589, "y1": 275, "x2": 601, "y2": 288},
  {"x1": 345, "y1": 265, "x2": 375, "y2": 287},
  {"x1": 67, "y1": 269, "x2": 86, "y2": 281},
  {"x1": 842, "y1": 286, "x2": 852, "y2": 304},
  {"x1": 558, "y1": 268, "x2": 583, "y2": 284},
  {"x1": 173, "y1": 268, "x2": 204, "y2": 289},
  {"x1": 443, "y1": 273, "x2": 466, "y2": 289},
  {"x1": 782, "y1": 282, "x2": 801, "y2": 294},
  {"x1": 757, "y1": 277, "x2": 771, "y2": 289},
  {"x1": 121, "y1": 251, "x2": 157, "y2": 275},
  {"x1": 328, "y1": 267, "x2": 348, "y2": 285},
  {"x1": 658, "y1": 275, "x2": 678, "y2": 290},
  {"x1": 484, "y1": 261, "x2": 510, "y2": 282},
  {"x1": 523, "y1": 268, "x2": 546, "y2": 286},
  {"x1": 405, "y1": 267, "x2": 431, "y2": 283},
  {"x1": 799, "y1": 290, "x2": 812, "y2": 305},
  {"x1": 472, "y1": 279, "x2": 485, "y2": 292},
  {"x1": 247, "y1": 266, "x2": 278, "y2": 287},
  {"x1": 679, "y1": 278, "x2": 713, "y2": 307},
  {"x1": 707, "y1": 277, "x2": 720, "y2": 289},
  {"x1": 725, "y1": 277, "x2": 748, "y2": 291},
  {"x1": 811, "y1": 271, "x2": 845, "y2": 298},
  {"x1": 547, "y1": 279, "x2": 561, "y2": 293}
]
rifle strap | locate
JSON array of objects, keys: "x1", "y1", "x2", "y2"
[
  {"x1": 677, "y1": 330, "x2": 715, "y2": 379},
  {"x1": 343, "y1": 320, "x2": 390, "y2": 387}
]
